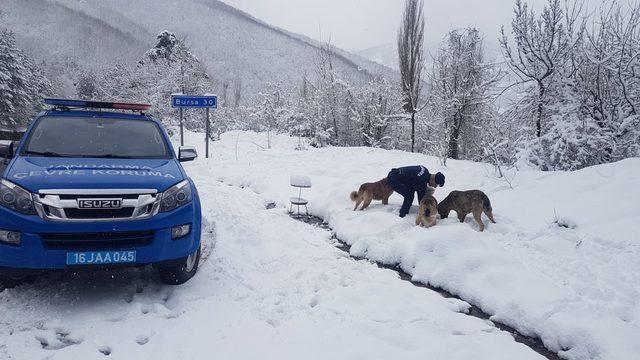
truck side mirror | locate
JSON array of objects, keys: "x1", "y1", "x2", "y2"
[
  {"x1": 0, "y1": 141, "x2": 14, "y2": 162},
  {"x1": 178, "y1": 146, "x2": 197, "y2": 162}
]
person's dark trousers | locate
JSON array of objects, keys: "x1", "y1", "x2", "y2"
[{"x1": 387, "y1": 168, "x2": 414, "y2": 218}]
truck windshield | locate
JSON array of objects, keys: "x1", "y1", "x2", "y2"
[{"x1": 22, "y1": 116, "x2": 171, "y2": 159}]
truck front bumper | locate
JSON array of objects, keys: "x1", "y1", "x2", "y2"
[{"x1": 0, "y1": 200, "x2": 202, "y2": 272}]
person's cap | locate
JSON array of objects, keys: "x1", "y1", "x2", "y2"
[{"x1": 435, "y1": 172, "x2": 445, "y2": 187}]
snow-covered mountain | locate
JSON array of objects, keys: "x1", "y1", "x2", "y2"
[
  {"x1": 1, "y1": 0, "x2": 395, "y2": 98},
  {"x1": 1, "y1": 0, "x2": 146, "y2": 64},
  {"x1": 356, "y1": 43, "x2": 399, "y2": 70}
]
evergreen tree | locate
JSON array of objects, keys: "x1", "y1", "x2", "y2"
[
  {"x1": 0, "y1": 30, "x2": 52, "y2": 129},
  {"x1": 76, "y1": 71, "x2": 100, "y2": 100},
  {"x1": 98, "y1": 31, "x2": 213, "y2": 131}
]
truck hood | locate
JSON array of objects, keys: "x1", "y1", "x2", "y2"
[{"x1": 5, "y1": 157, "x2": 185, "y2": 193}]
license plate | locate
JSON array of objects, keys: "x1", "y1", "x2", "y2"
[{"x1": 66, "y1": 250, "x2": 136, "y2": 266}]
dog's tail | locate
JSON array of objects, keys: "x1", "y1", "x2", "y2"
[
  {"x1": 350, "y1": 190, "x2": 360, "y2": 202},
  {"x1": 482, "y1": 196, "x2": 492, "y2": 211}
]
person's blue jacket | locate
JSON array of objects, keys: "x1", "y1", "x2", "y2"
[{"x1": 387, "y1": 165, "x2": 431, "y2": 217}]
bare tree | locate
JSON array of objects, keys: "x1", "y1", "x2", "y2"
[
  {"x1": 578, "y1": 0, "x2": 640, "y2": 160},
  {"x1": 233, "y1": 75, "x2": 242, "y2": 108},
  {"x1": 314, "y1": 40, "x2": 341, "y2": 144},
  {"x1": 427, "y1": 28, "x2": 502, "y2": 160},
  {"x1": 221, "y1": 80, "x2": 229, "y2": 107},
  {"x1": 499, "y1": 0, "x2": 583, "y2": 137},
  {"x1": 300, "y1": 71, "x2": 309, "y2": 100},
  {"x1": 398, "y1": 0, "x2": 425, "y2": 152}
]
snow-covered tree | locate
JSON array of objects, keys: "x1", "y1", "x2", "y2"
[
  {"x1": 398, "y1": 0, "x2": 426, "y2": 152},
  {"x1": 233, "y1": 75, "x2": 242, "y2": 108},
  {"x1": 351, "y1": 77, "x2": 403, "y2": 148},
  {"x1": 96, "y1": 31, "x2": 213, "y2": 131},
  {"x1": 75, "y1": 70, "x2": 100, "y2": 100},
  {"x1": 427, "y1": 28, "x2": 502, "y2": 160},
  {"x1": 499, "y1": 0, "x2": 583, "y2": 138},
  {"x1": 503, "y1": 0, "x2": 640, "y2": 170},
  {"x1": 576, "y1": 0, "x2": 640, "y2": 163},
  {"x1": 313, "y1": 41, "x2": 343, "y2": 145},
  {"x1": 0, "y1": 29, "x2": 52, "y2": 129},
  {"x1": 532, "y1": 86, "x2": 612, "y2": 170},
  {"x1": 252, "y1": 83, "x2": 291, "y2": 148}
]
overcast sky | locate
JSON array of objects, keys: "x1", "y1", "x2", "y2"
[{"x1": 223, "y1": 0, "x2": 559, "y2": 53}]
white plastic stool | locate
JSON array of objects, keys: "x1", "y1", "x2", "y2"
[{"x1": 289, "y1": 175, "x2": 311, "y2": 216}]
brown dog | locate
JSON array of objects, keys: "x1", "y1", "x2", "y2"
[
  {"x1": 350, "y1": 178, "x2": 394, "y2": 211},
  {"x1": 438, "y1": 190, "x2": 496, "y2": 232},
  {"x1": 416, "y1": 187, "x2": 438, "y2": 227}
]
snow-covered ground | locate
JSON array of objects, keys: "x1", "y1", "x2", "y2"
[
  {"x1": 203, "y1": 131, "x2": 640, "y2": 360},
  {"x1": 1, "y1": 130, "x2": 637, "y2": 360},
  {"x1": 0, "y1": 131, "x2": 544, "y2": 359}
]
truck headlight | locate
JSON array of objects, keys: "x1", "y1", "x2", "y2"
[
  {"x1": 160, "y1": 180, "x2": 192, "y2": 212},
  {"x1": 0, "y1": 179, "x2": 37, "y2": 215}
]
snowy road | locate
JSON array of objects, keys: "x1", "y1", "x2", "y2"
[{"x1": 0, "y1": 142, "x2": 543, "y2": 359}]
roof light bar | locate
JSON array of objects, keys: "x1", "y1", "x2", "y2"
[
  {"x1": 44, "y1": 98, "x2": 151, "y2": 111},
  {"x1": 112, "y1": 102, "x2": 151, "y2": 111}
]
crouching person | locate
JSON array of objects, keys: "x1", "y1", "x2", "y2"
[{"x1": 387, "y1": 165, "x2": 445, "y2": 218}]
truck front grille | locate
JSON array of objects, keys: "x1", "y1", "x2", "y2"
[
  {"x1": 63, "y1": 208, "x2": 137, "y2": 219},
  {"x1": 40, "y1": 230, "x2": 155, "y2": 250},
  {"x1": 33, "y1": 189, "x2": 161, "y2": 222}
]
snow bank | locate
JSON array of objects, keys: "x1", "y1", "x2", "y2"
[
  {"x1": 0, "y1": 129, "x2": 546, "y2": 360},
  {"x1": 203, "y1": 130, "x2": 640, "y2": 360}
]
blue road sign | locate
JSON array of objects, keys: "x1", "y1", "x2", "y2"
[{"x1": 171, "y1": 95, "x2": 217, "y2": 108}]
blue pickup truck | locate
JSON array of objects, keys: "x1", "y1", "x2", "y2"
[{"x1": 0, "y1": 99, "x2": 202, "y2": 287}]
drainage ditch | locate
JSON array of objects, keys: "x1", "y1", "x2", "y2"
[{"x1": 288, "y1": 212, "x2": 562, "y2": 360}]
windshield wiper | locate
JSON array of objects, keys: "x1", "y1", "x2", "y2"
[
  {"x1": 23, "y1": 150, "x2": 73, "y2": 158},
  {"x1": 89, "y1": 154, "x2": 134, "y2": 159}
]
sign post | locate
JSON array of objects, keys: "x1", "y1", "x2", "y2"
[
  {"x1": 179, "y1": 107, "x2": 184, "y2": 146},
  {"x1": 171, "y1": 94, "x2": 218, "y2": 158},
  {"x1": 205, "y1": 108, "x2": 210, "y2": 158}
]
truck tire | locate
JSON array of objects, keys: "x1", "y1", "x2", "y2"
[
  {"x1": 0, "y1": 273, "x2": 37, "y2": 290},
  {"x1": 158, "y1": 246, "x2": 201, "y2": 285}
]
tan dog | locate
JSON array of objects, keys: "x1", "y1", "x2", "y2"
[
  {"x1": 438, "y1": 190, "x2": 496, "y2": 232},
  {"x1": 416, "y1": 187, "x2": 438, "y2": 227},
  {"x1": 350, "y1": 178, "x2": 394, "y2": 211}
]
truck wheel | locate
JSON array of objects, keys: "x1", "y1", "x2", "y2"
[
  {"x1": 158, "y1": 246, "x2": 201, "y2": 285},
  {"x1": 0, "y1": 274, "x2": 37, "y2": 290}
]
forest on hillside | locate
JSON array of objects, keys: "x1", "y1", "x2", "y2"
[{"x1": 1, "y1": 0, "x2": 639, "y2": 172}]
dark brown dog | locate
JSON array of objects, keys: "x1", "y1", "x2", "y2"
[
  {"x1": 416, "y1": 187, "x2": 438, "y2": 227},
  {"x1": 350, "y1": 178, "x2": 394, "y2": 211},
  {"x1": 438, "y1": 190, "x2": 496, "y2": 231}
]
